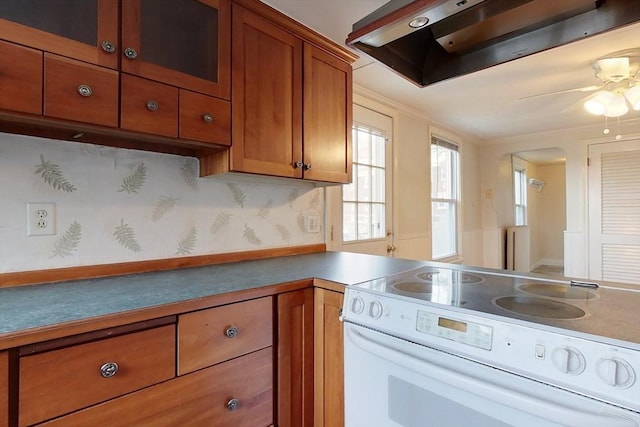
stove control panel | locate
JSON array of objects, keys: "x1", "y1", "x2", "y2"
[{"x1": 342, "y1": 287, "x2": 640, "y2": 413}]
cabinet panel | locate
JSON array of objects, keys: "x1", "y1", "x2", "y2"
[
  {"x1": 231, "y1": 4, "x2": 303, "y2": 178},
  {"x1": 277, "y1": 288, "x2": 314, "y2": 427},
  {"x1": 303, "y1": 44, "x2": 353, "y2": 184},
  {"x1": 0, "y1": 40, "x2": 42, "y2": 115},
  {"x1": 178, "y1": 296, "x2": 272, "y2": 375},
  {"x1": 314, "y1": 288, "x2": 345, "y2": 427},
  {"x1": 19, "y1": 325, "x2": 175, "y2": 426},
  {"x1": 0, "y1": 0, "x2": 118, "y2": 69},
  {"x1": 39, "y1": 347, "x2": 273, "y2": 427},
  {"x1": 179, "y1": 90, "x2": 231, "y2": 145},
  {"x1": 120, "y1": 74, "x2": 179, "y2": 138},
  {"x1": 44, "y1": 54, "x2": 119, "y2": 127},
  {"x1": 0, "y1": 351, "x2": 8, "y2": 427},
  {"x1": 121, "y1": 0, "x2": 230, "y2": 99}
]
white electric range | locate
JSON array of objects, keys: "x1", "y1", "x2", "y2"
[{"x1": 342, "y1": 265, "x2": 640, "y2": 427}]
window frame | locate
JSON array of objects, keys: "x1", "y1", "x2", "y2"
[
  {"x1": 430, "y1": 135, "x2": 461, "y2": 261},
  {"x1": 512, "y1": 156, "x2": 528, "y2": 226}
]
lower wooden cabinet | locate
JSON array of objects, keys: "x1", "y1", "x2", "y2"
[
  {"x1": 1, "y1": 351, "x2": 8, "y2": 427},
  {"x1": 314, "y1": 287, "x2": 345, "y2": 427},
  {"x1": 277, "y1": 287, "x2": 314, "y2": 427},
  {"x1": 39, "y1": 347, "x2": 273, "y2": 427}
]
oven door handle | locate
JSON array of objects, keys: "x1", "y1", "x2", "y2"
[{"x1": 345, "y1": 324, "x2": 637, "y2": 427}]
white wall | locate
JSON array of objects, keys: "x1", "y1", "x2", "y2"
[
  {"x1": 346, "y1": 87, "x2": 484, "y2": 265},
  {"x1": 479, "y1": 119, "x2": 640, "y2": 278},
  {"x1": 0, "y1": 132, "x2": 324, "y2": 274}
]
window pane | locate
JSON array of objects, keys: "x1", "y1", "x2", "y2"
[
  {"x1": 432, "y1": 201, "x2": 457, "y2": 258},
  {"x1": 371, "y1": 134, "x2": 385, "y2": 167},
  {"x1": 357, "y1": 165, "x2": 371, "y2": 202},
  {"x1": 343, "y1": 166, "x2": 356, "y2": 201},
  {"x1": 357, "y1": 129, "x2": 371, "y2": 164},
  {"x1": 372, "y1": 167, "x2": 385, "y2": 203},
  {"x1": 357, "y1": 203, "x2": 371, "y2": 240},
  {"x1": 343, "y1": 203, "x2": 357, "y2": 242},
  {"x1": 371, "y1": 203, "x2": 385, "y2": 238}
]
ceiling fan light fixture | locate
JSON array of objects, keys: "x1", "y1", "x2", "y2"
[
  {"x1": 584, "y1": 91, "x2": 613, "y2": 115},
  {"x1": 624, "y1": 85, "x2": 640, "y2": 110},
  {"x1": 595, "y1": 57, "x2": 630, "y2": 83},
  {"x1": 603, "y1": 94, "x2": 629, "y2": 117}
]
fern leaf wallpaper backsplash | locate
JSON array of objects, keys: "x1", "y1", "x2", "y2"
[{"x1": 0, "y1": 132, "x2": 325, "y2": 274}]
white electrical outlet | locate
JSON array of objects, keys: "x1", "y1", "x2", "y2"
[
  {"x1": 305, "y1": 215, "x2": 321, "y2": 233},
  {"x1": 27, "y1": 203, "x2": 56, "y2": 236}
]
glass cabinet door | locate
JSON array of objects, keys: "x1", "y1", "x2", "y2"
[
  {"x1": 0, "y1": 0, "x2": 118, "y2": 69},
  {"x1": 122, "y1": 0, "x2": 230, "y2": 100}
]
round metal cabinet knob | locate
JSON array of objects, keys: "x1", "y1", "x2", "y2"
[
  {"x1": 203, "y1": 113, "x2": 214, "y2": 123},
  {"x1": 123, "y1": 47, "x2": 138, "y2": 60},
  {"x1": 100, "y1": 362, "x2": 119, "y2": 378},
  {"x1": 303, "y1": 163, "x2": 312, "y2": 170},
  {"x1": 224, "y1": 325, "x2": 239, "y2": 338},
  {"x1": 146, "y1": 101, "x2": 159, "y2": 112},
  {"x1": 77, "y1": 84, "x2": 93, "y2": 97},
  {"x1": 226, "y1": 398, "x2": 240, "y2": 411},
  {"x1": 101, "y1": 40, "x2": 116, "y2": 53},
  {"x1": 293, "y1": 161, "x2": 304, "y2": 169}
]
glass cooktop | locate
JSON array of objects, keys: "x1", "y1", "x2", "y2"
[{"x1": 352, "y1": 265, "x2": 640, "y2": 344}]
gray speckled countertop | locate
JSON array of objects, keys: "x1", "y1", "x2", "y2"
[{"x1": 0, "y1": 251, "x2": 425, "y2": 337}]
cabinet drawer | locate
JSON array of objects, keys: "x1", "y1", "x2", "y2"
[
  {"x1": 179, "y1": 90, "x2": 231, "y2": 145},
  {"x1": 19, "y1": 325, "x2": 175, "y2": 426},
  {"x1": 0, "y1": 39, "x2": 42, "y2": 115},
  {"x1": 120, "y1": 74, "x2": 178, "y2": 138},
  {"x1": 178, "y1": 297, "x2": 273, "y2": 375},
  {"x1": 44, "y1": 54, "x2": 119, "y2": 127},
  {"x1": 1, "y1": 351, "x2": 8, "y2": 427},
  {"x1": 38, "y1": 347, "x2": 273, "y2": 427}
]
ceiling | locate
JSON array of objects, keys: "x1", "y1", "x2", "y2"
[{"x1": 261, "y1": 0, "x2": 640, "y2": 142}]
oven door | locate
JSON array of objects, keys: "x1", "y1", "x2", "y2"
[{"x1": 344, "y1": 322, "x2": 640, "y2": 427}]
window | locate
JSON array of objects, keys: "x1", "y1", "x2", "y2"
[
  {"x1": 513, "y1": 156, "x2": 527, "y2": 226},
  {"x1": 343, "y1": 124, "x2": 387, "y2": 242},
  {"x1": 431, "y1": 136, "x2": 459, "y2": 259}
]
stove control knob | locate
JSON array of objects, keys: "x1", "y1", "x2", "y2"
[
  {"x1": 368, "y1": 301, "x2": 383, "y2": 319},
  {"x1": 551, "y1": 347, "x2": 585, "y2": 375},
  {"x1": 351, "y1": 297, "x2": 365, "y2": 314},
  {"x1": 596, "y1": 357, "x2": 635, "y2": 388}
]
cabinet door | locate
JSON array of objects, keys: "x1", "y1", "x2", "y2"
[
  {"x1": 121, "y1": 0, "x2": 230, "y2": 99},
  {"x1": 314, "y1": 288, "x2": 345, "y2": 427},
  {"x1": 0, "y1": 40, "x2": 42, "y2": 115},
  {"x1": 39, "y1": 348, "x2": 273, "y2": 427},
  {"x1": 231, "y1": 4, "x2": 303, "y2": 178},
  {"x1": 0, "y1": 351, "x2": 8, "y2": 427},
  {"x1": 277, "y1": 287, "x2": 314, "y2": 427},
  {"x1": 303, "y1": 44, "x2": 353, "y2": 184},
  {"x1": 0, "y1": 0, "x2": 118, "y2": 69}
]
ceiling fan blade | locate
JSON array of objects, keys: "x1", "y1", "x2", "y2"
[{"x1": 518, "y1": 85, "x2": 601, "y2": 100}]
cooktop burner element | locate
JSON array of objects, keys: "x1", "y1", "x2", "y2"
[
  {"x1": 391, "y1": 281, "x2": 432, "y2": 295},
  {"x1": 416, "y1": 271, "x2": 485, "y2": 284},
  {"x1": 494, "y1": 296, "x2": 586, "y2": 319},
  {"x1": 518, "y1": 283, "x2": 596, "y2": 300}
]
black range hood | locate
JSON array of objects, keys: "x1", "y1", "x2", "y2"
[{"x1": 346, "y1": 0, "x2": 640, "y2": 87}]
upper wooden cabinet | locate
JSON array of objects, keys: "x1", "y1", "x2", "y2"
[
  {"x1": 200, "y1": 2, "x2": 354, "y2": 184},
  {"x1": 0, "y1": 0, "x2": 119, "y2": 69},
  {"x1": 121, "y1": 0, "x2": 231, "y2": 100}
]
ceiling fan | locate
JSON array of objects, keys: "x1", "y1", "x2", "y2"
[{"x1": 521, "y1": 48, "x2": 640, "y2": 118}]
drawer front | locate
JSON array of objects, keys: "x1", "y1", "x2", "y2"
[
  {"x1": 38, "y1": 347, "x2": 274, "y2": 427},
  {"x1": 19, "y1": 325, "x2": 175, "y2": 426},
  {"x1": 179, "y1": 89, "x2": 231, "y2": 145},
  {"x1": 178, "y1": 296, "x2": 273, "y2": 375},
  {"x1": 44, "y1": 54, "x2": 118, "y2": 127},
  {"x1": 0, "y1": 39, "x2": 42, "y2": 115},
  {"x1": 120, "y1": 74, "x2": 178, "y2": 138}
]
